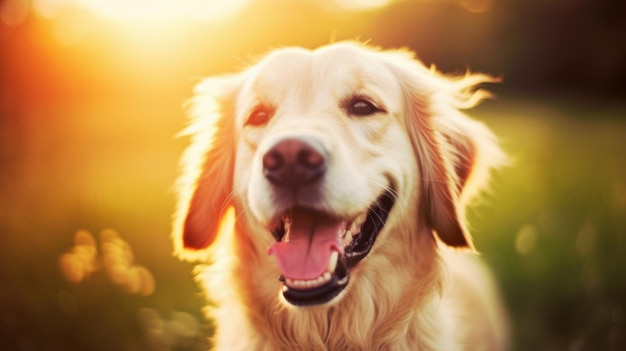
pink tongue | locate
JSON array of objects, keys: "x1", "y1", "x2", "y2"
[{"x1": 268, "y1": 209, "x2": 345, "y2": 280}]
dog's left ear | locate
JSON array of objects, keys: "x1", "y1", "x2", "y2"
[
  {"x1": 172, "y1": 75, "x2": 241, "y2": 259},
  {"x1": 384, "y1": 49, "x2": 504, "y2": 250},
  {"x1": 406, "y1": 101, "x2": 475, "y2": 250}
]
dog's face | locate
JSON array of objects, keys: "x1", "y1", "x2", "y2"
[
  {"x1": 174, "y1": 42, "x2": 501, "y2": 307},
  {"x1": 234, "y1": 45, "x2": 413, "y2": 305}
]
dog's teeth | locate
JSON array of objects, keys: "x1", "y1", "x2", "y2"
[
  {"x1": 284, "y1": 271, "x2": 335, "y2": 290},
  {"x1": 343, "y1": 230, "x2": 354, "y2": 246},
  {"x1": 350, "y1": 213, "x2": 367, "y2": 234},
  {"x1": 283, "y1": 218, "x2": 291, "y2": 232},
  {"x1": 337, "y1": 275, "x2": 348, "y2": 285},
  {"x1": 328, "y1": 251, "x2": 338, "y2": 273},
  {"x1": 323, "y1": 272, "x2": 331, "y2": 282},
  {"x1": 356, "y1": 212, "x2": 368, "y2": 226}
]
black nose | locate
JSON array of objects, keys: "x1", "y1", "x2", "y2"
[{"x1": 262, "y1": 137, "x2": 327, "y2": 189}]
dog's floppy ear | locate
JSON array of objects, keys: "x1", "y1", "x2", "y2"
[
  {"x1": 384, "y1": 49, "x2": 504, "y2": 250},
  {"x1": 405, "y1": 98, "x2": 474, "y2": 249},
  {"x1": 173, "y1": 75, "x2": 241, "y2": 258}
]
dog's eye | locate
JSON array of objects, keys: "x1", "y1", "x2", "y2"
[
  {"x1": 246, "y1": 108, "x2": 271, "y2": 126},
  {"x1": 347, "y1": 99, "x2": 380, "y2": 116}
]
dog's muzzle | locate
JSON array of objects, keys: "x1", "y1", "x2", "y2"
[{"x1": 261, "y1": 136, "x2": 396, "y2": 306}]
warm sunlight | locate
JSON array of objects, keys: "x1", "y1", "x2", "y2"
[
  {"x1": 335, "y1": 0, "x2": 392, "y2": 11},
  {"x1": 36, "y1": 0, "x2": 251, "y2": 21}
]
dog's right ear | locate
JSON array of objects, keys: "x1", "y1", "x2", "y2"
[{"x1": 173, "y1": 75, "x2": 240, "y2": 259}]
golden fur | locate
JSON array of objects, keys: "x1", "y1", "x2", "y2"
[{"x1": 173, "y1": 42, "x2": 509, "y2": 350}]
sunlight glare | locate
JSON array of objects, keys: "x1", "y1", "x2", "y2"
[
  {"x1": 33, "y1": 0, "x2": 65, "y2": 19},
  {"x1": 78, "y1": 0, "x2": 249, "y2": 21},
  {"x1": 35, "y1": 0, "x2": 250, "y2": 22},
  {"x1": 335, "y1": 0, "x2": 392, "y2": 11}
]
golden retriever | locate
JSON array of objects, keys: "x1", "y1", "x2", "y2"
[{"x1": 172, "y1": 42, "x2": 509, "y2": 350}]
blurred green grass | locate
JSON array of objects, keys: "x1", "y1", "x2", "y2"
[
  {"x1": 1, "y1": 95, "x2": 625, "y2": 350},
  {"x1": 470, "y1": 96, "x2": 626, "y2": 351}
]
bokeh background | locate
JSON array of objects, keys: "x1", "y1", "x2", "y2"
[{"x1": 1, "y1": 0, "x2": 625, "y2": 350}]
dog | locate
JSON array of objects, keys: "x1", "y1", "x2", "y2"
[{"x1": 172, "y1": 42, "x2": 509, "y2": 350}]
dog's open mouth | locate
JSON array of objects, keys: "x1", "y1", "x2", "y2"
[{"x1": 267, "y1": 189, "x2": 395, "y2": 306}]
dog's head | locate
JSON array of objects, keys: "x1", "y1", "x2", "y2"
[{"x1": 173, "y1": 42, "x2": 503, "y2": 306}]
